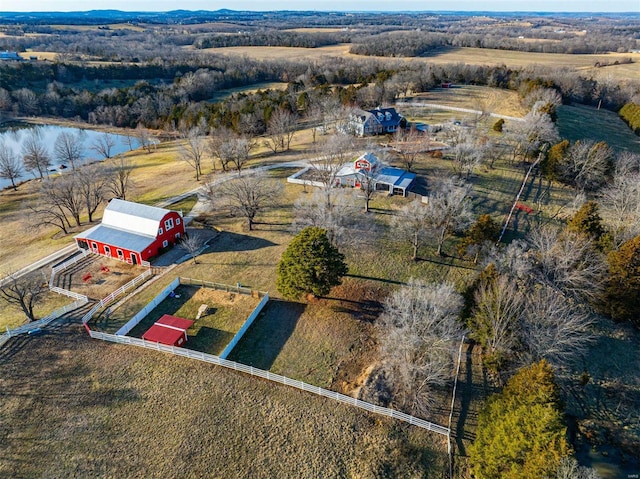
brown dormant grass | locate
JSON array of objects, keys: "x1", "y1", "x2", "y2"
[
  {"x1": 199, "y1": 45, "x2": 640, "y2": 81},
  {"x1": 0, "y1": 330, "x2": 447, "y2": 478}
]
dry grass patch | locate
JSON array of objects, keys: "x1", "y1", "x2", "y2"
[
  {"x1": 0, "y1": 288, "x2": 73, "y2": 331},
  {"x1": 406, "y1": 85, "x2": 527, "y2": 118},
  {"x1": 52, "y1": 255, "x2": 146, "y2": 301},
  {"x1": 0, "y1": 332, "x2": 447, "y2": 478}
]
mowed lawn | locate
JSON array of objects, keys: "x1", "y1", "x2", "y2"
[
  {"x1": 557, "y1": 103, "x2": 640, "y2": 154},
  {"x1": 0, "y1": 331, "x2": 447, "y2": 478}
]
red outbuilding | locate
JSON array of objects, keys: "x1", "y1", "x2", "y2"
[
  {"x1": 142, "y1": 314, "x2": 194, "y2": 347},
  {"x1": 74, "y1": 199, "x2": 185, "y2": 265}
]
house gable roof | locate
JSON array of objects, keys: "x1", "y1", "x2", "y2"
[
  {"x1": 367, "y1": 107, "x2": 403, "y2": 128},
  {"x1": 102, "y1": 199, "x2": 173, "y2": 237}
]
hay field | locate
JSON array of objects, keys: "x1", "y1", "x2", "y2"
[
  {"x1": 0, "y1": 331, "x2": 447, "y2": 478},
  {"x1": 200, "y1": 44, "x2": 640, "y2": 80},
  {"x1": 210, "y1": 81, "x2": 289, "y2": 102}
]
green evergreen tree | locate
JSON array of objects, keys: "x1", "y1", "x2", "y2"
[
  {"x1": 541, "y1": 139, "x2": 568, "y2": 183},
  {"x1": 276, "y1": 227, "x2": 348, "y2": 300},
  {"x1": 567, "y1": 201, "x2": 610, "y2": 251},
  {"x1": 604, "y1": 235, "x2": 640, "y2": 326},
  {"x1": 492, "y1": 118, "x2": 505, "y2": 132},
  {"x1": 469, "y1": 360, "x2": 571, "y2": 479},
  {"x1": 458, "y1": 214, "x2": 500, "y2": 263}
]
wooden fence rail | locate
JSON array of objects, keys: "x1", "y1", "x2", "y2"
[{"x1": 88, "y1": 330, "x2": 450, "y2": 436}]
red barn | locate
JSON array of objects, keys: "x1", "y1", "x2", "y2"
[
  {"x1": 142, "y1": 314, "x2": 194, "y2": 347},
  {"x1": 74, "y1": 199, "x2": 185, "y2": 265}
]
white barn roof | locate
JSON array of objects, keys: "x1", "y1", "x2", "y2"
[{"x1": 102, "y1": 199, "x2": 170, "y2": 237}]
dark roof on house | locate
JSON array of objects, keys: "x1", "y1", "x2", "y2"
[{"x1": 367, "y1": 107, "x2": 403, "y2": 128}]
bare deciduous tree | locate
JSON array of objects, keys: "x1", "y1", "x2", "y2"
[
  {"x1": 0, "y1": 272, "x2": 48, "y2": 322},
  {"x1": 204, "y1": 172, "x2": 282, "y2": 231},
  {"x1": 559, "y1": 140, "x2": 613, "y2": 192},
  {"x1": 178, "y1": 231, "x2": 207, "y2": 264},
  {"x1": 135, "y1": 123, "x2": 155, "y2": 153},
  {"x1": 91, "y1": 132, "x2": 117, "y2": 160},
  {"x1": 376, "y1": 279, "x2": 464, "y2": 415},
  {"x1": 521, "y1": 285, "x2": 593, "y2": 367},
  {"x1": 264, "y1": 109, "x2": 297, "y2": 154},
  {"x1": 293, "y1": 188, "x2": 369, "y2": 248},
  {"x1": 471, "y1": 274, "x2": 523, "y2": 364},
  {"x1": 392, "y1": 127, "x2": 429, "y2": 172},
  {"x1": 503, "y1": 110, "x2": 559, "y2": 163},
  {"x1": 21, "y1": 130, "x2": 51, "y2": 179},
  {"x1": 38, "y1": 173, "x2": 84, "y2": 227},
  {"x1": 106, "y1": 154, "x2": 135, "y2": 201},
  {"x1": 528, "y1": 226, "x2": 606, "y2": 303},
  {"x1": 424, "y1": 177, "x2": 474, "y2": 256},
  {"x1": 76, "y1": 165, "x2": 107, "y2": 222},
  {"x1": 179, "y1": 128, "x2": 207, "y2": 181},
  {"x1": 392, "y1": 199, "x2": 431, "y2": 261},
  {"x1": 53, "y1": 131, "x2": 83, "y2": 170},
  {"x1": 0, "y1": 140, "x2": 22, "y2": 190},
  {"x1": 310, "y1": 133, "x2": 355, "y2": 205}
]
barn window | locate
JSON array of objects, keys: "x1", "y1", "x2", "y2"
[
  {"x1": 158, "y1": 227, "x2": 163, "y2": 235},
  {"x1": 117, "y1": 249, "x2": 124, "y2": 259},
  {"x1": 176, "y1": 218, "x2": 181, "y2": 225},
  {"x1": 162, "y1": 240, "x2": 169, "y2": 248},
  {"x1": 165, "y1": 218, "x2": 174, "y2": 230}
]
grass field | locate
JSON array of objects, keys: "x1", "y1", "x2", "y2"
[
  {"x1": 209, "y1": 81, "x2": 289, "y2": 102},
  {"x1": 0, "y1": 331, "x2": 448, "y2": 478},
  {"x1": 406, "y1": 85, "x2": 528, "y2": 118},
  {"x1": 199, "y1": 45, "x2": 640, "y2": 81},
  {"x1": 557, "y1": 103, "x2": 640, "y2": 154}
]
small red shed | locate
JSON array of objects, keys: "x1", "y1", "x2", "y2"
[
  {"x1": 74, "y1": 199, "x2": 185, "y2": 265},
  {"x1": 142, "y1": 314, "x2": 194, "y2": 347}
]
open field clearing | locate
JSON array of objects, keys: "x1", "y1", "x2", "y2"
[
  {"x1": 402, "y1": 85, "x2": 527, "y2": 119},
  {"x1": 209, "y1": 81, "x2": 289, "y2": 102},
  {"x1": 0, "y1": 331, "x2": 447, "y2": 478},
  {"x1": 557, "y1": 104, "x2": 640, "y2": 154},
  {"x1": 193, "y1": 43, "x2": 352, "y2": 60},
  {"x1": 200, "y1": 45, "x2": 640, "y2": 81}
]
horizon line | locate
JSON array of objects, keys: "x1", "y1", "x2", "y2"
[{"x1": 1, "y1": 9, "x2": 639, "y2": 14}]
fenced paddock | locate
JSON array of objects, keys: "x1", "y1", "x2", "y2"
[
  {"x1": 88, "y1": 329, "x2": 450, "y2": 437},
  {"x1": 108, "y1": 277, "x2": 268, "y2": 356}
]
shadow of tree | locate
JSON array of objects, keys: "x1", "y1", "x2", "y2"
[
  {"x1": 207, "y1": 231, "x2": 277, "y2": 253},
  {"x1": 226, "y1": 299, "x2": 305, "y2": 370}
]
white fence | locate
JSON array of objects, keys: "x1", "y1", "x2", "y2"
[
  {"x1": 286, "y1": 166, "x2": 325, "y2": 188},
  {"x1": 81, "y1": 269, "x2": 153, "y2": 325},
  {"x1": 49, "y1": 249, "x2": 91, "y2": 288},
  {"x1": 0, "y1": 297, "x2": 88, "y2": 348},
  {"x1": 115, "y1": 277, "x2": 180, "y2": 336},
  {"x1": 88, "y1": 329, "x2": 450, "y2": 436},
  {"x1": 219, "y1": 293, "x2": 269, "y2": 359},
  {"x1": 50, "y1": 286, "x2": 88, "y2": 301}
]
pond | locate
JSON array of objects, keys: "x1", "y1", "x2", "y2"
[{"x1": 0, "y1": 123, "x2": 141, "y2": 190}]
